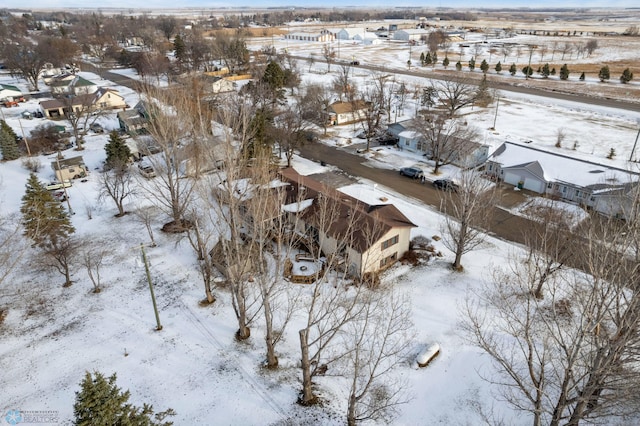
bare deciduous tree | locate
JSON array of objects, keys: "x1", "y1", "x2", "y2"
[
  {"x1": 440, "y1": 170, "x2": 495, "y2": 270},
  {"x1": 322, "y1": 43, "x2": 336, "y2": 73},
  {"x1": 98, "y1": 165, "x2": 136, "y2": 217},
  {"x1": 432, "y1": 78, "x2": 478, "y2": 118},
  {"x1": 343, "y1": 288, "x2": 413, "y2": 426},
  {"x1": 411, "y1": 113, "x2": 480, "y2": 175},
  {"x1": 81, "y1": 241, "x2": 108, "y2": 293}
]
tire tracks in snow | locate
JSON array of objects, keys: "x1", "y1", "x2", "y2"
[{"x1": 177, "y1": 300, "x2": 289, "y2": 421}]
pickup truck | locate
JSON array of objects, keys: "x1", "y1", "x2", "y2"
[
  {"x1": 45, "y1": 181, "x2": 72, "y2": 191},
  {"x1": 399, "y1": 167, "x2": 425, "y2": 181}
]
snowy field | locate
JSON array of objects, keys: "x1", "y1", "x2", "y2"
[{"x1": 1, "y1": 37, "x2": 640, "y2": 425}]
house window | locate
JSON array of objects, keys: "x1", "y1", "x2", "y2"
[
  {"x1": 380, "y1": 252, "x2": 397, "y2": 268},
  {"x1": 488, "y1": 164, "x2": 493, "y2": 171},
  {"x1": 405, "y1": 139, "x2": 410, "y2": 146},
  {"x1": 562, "y1": 186, "x2": 567, "y2": 193},
  {"x1": 381, "y1": 235, "x2": 399, "y2": 250},
  {"x1": 547, "y1": 182, "x2": 552, "y2": 189}
]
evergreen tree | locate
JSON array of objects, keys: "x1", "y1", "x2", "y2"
[
  {"x1": 455, "y1": 61, "x2": 462, "y2": 71},
  {"x1": 598, "y1": 65, "x2": 610, "y2": 82},
  {"x1": 509, "y1": 63, "x2": 517, "y2": 76},
  {"x1": 468, "y1": 57, "x2": 476, "y2": 71},
  {"x1": 560, "y1": 64, "x2": 570, "y2": 80},
  {"x1": 541, "y1": 63, "x2": 550, "y2": 78},
  {"x1": 21, "y1": 173, "x2": 75, "y2": 248},
  {"x1": 104, "y1": 131, "x2": 131, "y2": 169},
  {"x1": 579, "y1": 72, "x2": 585, "y2": 81},
  {"x1": 0, "y1": 128, "x2": 20, "y2": 160},
  {"x1": 495, "y1": 61, "x2": 502, "y2": 74},
  {"x1": 480, "y1": 59, "x2": 489, "y2": 74},
  {"x1": 424, "y1": 52, "x2": 432, "y2": 66},
  {"x1": 173, "y1": 34, "x2": 187, "y2": 68},
  {"x1": 607, "y1": 148, "x2": 616, "y2": 159},
  {"x1": 442, "y1": 56, "x2": 449, "y2": 68},
  {"x1": 550, "y1": 67, "x2": 556, "y2": 76},
  {"x1": 620, "y1": 68, "x2": 634, "y2": 84},
  {"x1": 74, "y1": 371, "x2": 175, "y2": 426},
  {"x1": 522, "y1": 66, "x2": 534, "y2": 77},
  {"x1": 262, "y1": 61, "x2": 285, "y2": 92},
  {"x1": 1, "y1": 120, "x2": 18, "y2": 141},
  {"x1": 419, "y1": 52, "x2": 425, "y2": 66}
]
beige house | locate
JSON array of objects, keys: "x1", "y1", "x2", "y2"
[
  {"x1": 49, "y1": 76, "x2": 98, "y2": 96},
  {"x1": 40, "y1": 88, "x2": 127, "y2": 119},
  {"x1": 327, "y1": 100, "x2": 370, "y2": 126},
  {"x1": 278, "y1": 168, "x2": 416, "y2": 277},
  {"x1": 51, "y1": 156, "x2": 89, "y2": 182}
]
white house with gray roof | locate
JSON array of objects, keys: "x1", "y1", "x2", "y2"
[{"x1": 487, "y1": 141, "x2": 639, "y2": 218}]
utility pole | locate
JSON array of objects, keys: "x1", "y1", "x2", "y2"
[
  {"x1": 18, "y1": 119, "x2": 32, "y2": 156},
  {"x1": 526, "y1": 44, "x2": 537, "y2": 80},
  {"x1": 629, "y1": 120, "x2": 640, "y2": 162},
  {"x1": 55, "y1": 154, "x2": 74, "y2": 215},
  {"x1": 141, "y1": 243, "x2": 163, "y2": 331},
  {"x1": 492, "y1": 96, "x2": 500, "y2": 130}
]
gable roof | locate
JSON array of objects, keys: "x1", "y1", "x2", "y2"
[
  {"x1": 0, "y1": 84, "x2": 21, "y2": 93},
  {"x1": 329, "y1": 100, "x2": 368, "y2": 115},
  {"x1": 490, "y1": 141, "x2": 639, "y2": 190},
  {"x1": 278, "y1": 167, "x2": 416, "y2": 253}
]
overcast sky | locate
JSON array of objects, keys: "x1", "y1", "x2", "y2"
[{"x1": 4, "y1": 1, "x2": 639, "y2": 11}]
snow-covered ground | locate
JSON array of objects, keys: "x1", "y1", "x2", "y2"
[{"x1": 1, "y1": 45, "x2": 639, "y2": 425}]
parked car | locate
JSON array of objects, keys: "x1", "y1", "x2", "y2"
[
  {"x1": 45, "y1": 180, "x2": 72, "y2": 191},
  {"x1": 376, "y1": 135, "x2": 399, "y2": 146},
  {"x1": 349, "y1": 60, "x2": 360, "y2": 66},
  {"x1": 433, "y1": 179, "x2": 459, "y2": 192},
  {"x1": 53, "y1": 190, "x2": 68, "y2": 202},
  {"x1": 399, "y1": 167, "x2": 425, "y2": 180},
  {"x1": 89, "y1": 123, "x2": 105, "y2": 133},
  {"x1": 138, "y1": 161, "x2": 156, "y2": 178}
]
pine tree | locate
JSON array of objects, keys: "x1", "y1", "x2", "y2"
[
  {"x1": 173, "y1": 34, "x2": 187, "y2": 68},
  {"x1": 560, "y1": 64, "x2": 570, "y2": 80},
  {"x1": 550, "y1": 67, "x2": 556, "y2": 76},
  {"x1": 509, "y1": 63, "x2": 517, "y2": 76},
  {"x1": 21, "y1": 173, "x2": 75, "y2": 247},
  {"x1": 1, "y1": 120, "x2": 18, "y2": 141},
  {"x1": 620, "y1": 68, "x2": 634, "y2": 84},
  {"x1": 419, "y1": 52, "x2": 425, "y2": 66},
  {"x1": 0, "y1": 128, "x2": 20, "y2": 160},
  {"x1": 598, "y1": 65, "x2": 610, "y2": 82},
  {"x1": 495, "y1": 61, "x2": 502, "y2": 74},
  {"x1": 424, "y1": 52, "x2": 432, "y2": 66},
  {"x1": 480, "y1": 59, "x2": 489, "y2": 73},
  {"x1": 522, "y1": 66, "x2": 534, "y2": 77},
  {"x1": 262, "y1": 61, "x2": 285, "y2": 91},
  {"x1": 74, "y1": 371, "x2": 175, "y2": 426},
  {"x1": 468, "y1": 57, "x2": 476, "y2": 71},
  {"x1": 455, "y1": 61, "x2": 462, "y2": 71},
  {"x1": 442, "y1": 56, "x2": 450, "y2": 68},
  {"x1": 607, "y1": 148, "x2": 616, "y2": 159},
  {"x1": 579, "y1": 72, "x2": 585, "y2": 81},
  {"x1": 104, "y1": 131, "x2": 131, "y2": 169},
  {"x1": 541, "y1": 63, "x2": 550, "y2": 78}
]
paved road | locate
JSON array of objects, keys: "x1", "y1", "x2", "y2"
[
  {"x1": 299, "y1": 141, "x2": 535, "y2": 247},
  {"x1": 294, "y1": 56, "x2": 640, "y2": 113}
]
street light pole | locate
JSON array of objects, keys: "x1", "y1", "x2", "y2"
[
  {"x1": 492, "y1": 96, "x2": 500, "y2": 130},
  {"x1": 141, "y1": 243, "x2": 163, "y2": 331}
]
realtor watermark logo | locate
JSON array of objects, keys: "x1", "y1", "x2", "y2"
[{"x1": 4, "y1": 409, "x2": 59, "y2": 425}]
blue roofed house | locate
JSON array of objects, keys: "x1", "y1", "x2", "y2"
[{"x1": 486, "y1": 141, "x2": 639, "y2": 218}]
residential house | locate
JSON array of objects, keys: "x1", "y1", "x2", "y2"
[
  {"x1": 39, "y1": 88, "x2": 126, "y2": 119},
  {"x1": 52, "y1": 156, "x2": 89, "y2": 182},
  {"x1": 327, "y1": 100, "x2": 369, "y2": 126},
  {"x1": 0, "y1": 84, "x2": 23, "y2": 101},
  {"x1": 393, "y1": 121, "x2": 489, "y2": 167},
  {"x1": 278, "y1": 168, "x2": 416, "y2": 277},
  {"x1": 486, "y1": 141, "x2": 639, "y2": 217},
  {"x1": 117, "y1": 101, "x2": 152, "y2": 135},
  {"x1": 49, "y1": 76, "x2": 98, "y2": 96}
]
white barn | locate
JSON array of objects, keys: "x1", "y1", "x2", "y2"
[
  {"x1": 336, "y1": 27, "x2": 368, "y2": 40},
  {"x1": 394, "y1": 28, "x2": 430, "y2": 42}
]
